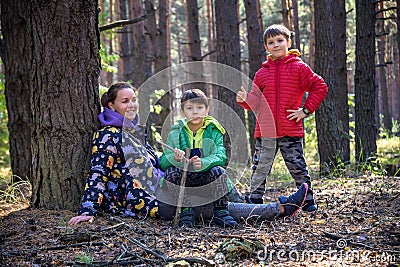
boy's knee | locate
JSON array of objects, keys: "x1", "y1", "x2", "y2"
[{"x1": 209, "y1": 166, "x2": 226, "y2": 176}]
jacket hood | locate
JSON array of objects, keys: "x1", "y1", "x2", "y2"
[
  {"x1": 262, "y1": 49, "x2": 301, "y2": 67},
  {"x1": 98, "y1": 107, "x2": 139, "y2": 128},
  {"x1": 173, "y1": 115, "x2": 225, "y2": 134}
]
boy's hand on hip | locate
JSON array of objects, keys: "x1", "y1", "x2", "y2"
[
  {"x1": 236, "y1": 86, "x2": 248, "y2": 103},
  {"x1": 287, "y1": 108, "x2": 308, "y2": 122},
  {"x1": 174, "y1": 148, "x2": 185, "y2": 162},
  {"x1": 190, "y1": 156, "x2": 202, "y2": 170}
]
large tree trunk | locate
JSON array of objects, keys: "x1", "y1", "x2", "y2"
[
  {"x1": 1, "y1": 0, "x2": 32, "y2": 181},
  {"x1": 29, "y1": 0, "x2": 101, "y2": 209},
  {"x1": 314, "y1": 0, "x2": 342, "y2": 175},
  {"x1": 354, "y1": 0, "x2": 377, "y2": 162},
  {"x1": 243, "y1": 0, "x2": 265, "y2": 159},
  {"x1": 215, "y1": 0, "x2": 246, "y2": 164},
  {"x1": 333, "y1": 0, "x2": 350, "y2": 162}
]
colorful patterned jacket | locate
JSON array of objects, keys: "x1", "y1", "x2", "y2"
[{"x1": 78, "y1": 108, "x2": 161, "y2": 218}]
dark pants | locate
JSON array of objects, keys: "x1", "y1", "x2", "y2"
[
  {"x1": 163, "y1": 166, "x2": 229, "y2": 210},
  {"x1": 250, "y1": 136, "x2": 312, "y2": 200}
]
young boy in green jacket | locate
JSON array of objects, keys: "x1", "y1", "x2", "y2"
[{"x1": 159, "y1": 89, "x2": 239, "y2": 228}]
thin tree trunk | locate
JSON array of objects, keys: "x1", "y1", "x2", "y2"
[
  {"x1": 314, "y1": 0, "x2": 342, "y2": 174},
  {"x1": 291, "y1": 0, "x2": 300, "y2": 49},
  {"x1": 156, "y1": 0, "x2": 170, "y2": 72},
  {"x1": 29, "y1": 0, "x2": 101, "y2": 209},
  {"x1": 107, "y1": 0, "x2": 114, "y2": 86},
  {"x1": 281, "y1": 0, "x2": 290, "y2": 29},
  {"x1": 1, "y1": 0, "x2": 32, "y2": 181},
  {"x1": 355, "y1": 0, "x2": 377, "y2": 162},
  {"x1": 185, "y1": 0, "x2": 205, "y2": 92},
  {"x1": 333, "y1": 0, "x2": 350, "y2": 162},
  {"x1": 244, "y1": 0, "x2": 265, "y2": 159},
  {"x1": 378, "y1": 1, "x2": 392, "y2": 133},
  {"x1": 118, "y1": 0, "x2": 131, "y2": 81},
  {"x1": 185, "y1": 0, "x2": 202, "y2": 62},
  {"x1": 215, "y1": 0, "x2": 246, "y2": 164},
  {"x1": 309, "y1": 0, "x2": 315, "y2": 69}
]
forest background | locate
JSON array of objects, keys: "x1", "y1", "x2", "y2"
[
  {"x1": 0, "y1": 0, "x2": 399, "y2": 212},
  {"x1": 0, "y1": 0, "x2": 400, "y2": 266}
]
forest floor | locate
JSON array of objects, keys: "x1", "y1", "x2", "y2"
[{"x1": 0, "y1": 175, "x2": 399, "y2": 267}]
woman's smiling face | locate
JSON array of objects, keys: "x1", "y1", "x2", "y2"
[{"x1": 108, "y1": 88, "x2": 138, "y2": 121}]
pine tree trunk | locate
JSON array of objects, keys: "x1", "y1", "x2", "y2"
[
  {"x1": 244, "y1": 0, "x2": 265, "y2": 159},
  {"x1": 281, "y1": 0, "x2": 291, "y2": 29},
  {"x1": 378, "y1": 2, "x2": 392, "y2": 133},
  {"x1": 333, "y1": 0, "x2": 350, "y2": 162},
  {"x1": 1, "y1": 0, "x2": 32, "y2": 181},
  {"x1": 29, "y1": 0, "x2": 101, "y2": 209},
  {"x1": 314, "y1": 0, "x2": 342, "y2": 174},
  {"x1": 186, "y1": 0, "x2": 202, "y2": 62},
  {"x1": 291, "y1": 0, "x2": 300, "y2": 49},
  {"x1": 354, "y1": 0, "x2": 377, "y2": 162},
  {"x1": 156, "y1": 0, "x2": 171, "y2": 71},
  {"x1": 118, "y1": 0, "x2": 131, "y2": 81},
  {"x1": 215, "y1": 0, "x2": 246, "y2": 164}
]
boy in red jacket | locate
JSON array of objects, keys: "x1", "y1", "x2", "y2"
[{"x1": 236, "y1": 24, "x2": 328, "y2": 212}]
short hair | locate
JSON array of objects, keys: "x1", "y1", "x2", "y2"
[
  {"x1": 100, "y1": 82, "x2": 136, "y2": 107},
  {"x1": 180, "y1": 89, "x2": 209, "y2": 110},
  {"x1": 263, "y1": 24, "x2": 291, "y2": 45}
]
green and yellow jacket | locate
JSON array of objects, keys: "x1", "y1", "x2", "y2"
[{"x1": 159, "y1": 116, "x2": 226, "y2": 172}]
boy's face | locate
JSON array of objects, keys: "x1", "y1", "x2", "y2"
[
  {"x1": 264, "y1": 34, "x2": 291, "y2": 59},
  {"x1": 181, "y1": 100, "x2": 209, "y2": 127}
]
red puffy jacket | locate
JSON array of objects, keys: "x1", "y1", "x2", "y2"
[{"x1": 239, "y1": 50, "x2": 328, "y2": 138}]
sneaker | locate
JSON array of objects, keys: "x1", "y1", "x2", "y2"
[
  {"x1": 179, "y1": 208, "x2": 195, "y2": 228},
  {"x1": 278, "y1": 183, "x2": 308, "y2": 217},
  {"x1": 302, "y1": 198, "x2": 317, "y2": 212},
  {"x1": 213, "y1": 210, "x2": 240, "y2": 228}
]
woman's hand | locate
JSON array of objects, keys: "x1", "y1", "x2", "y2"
[{"x1": 68, "y1": 214, "x2": 94, "y2": 226}]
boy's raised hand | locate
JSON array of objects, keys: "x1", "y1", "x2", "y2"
[
  {"x1": 236, "y1": 86, "x2": 248, "y2": 103},
  {"x1": 173, "y1": 148, "x2": 186, "y2": 162}
]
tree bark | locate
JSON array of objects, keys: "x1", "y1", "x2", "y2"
[
  {"x1": 377, "y1": 1, "x2": 392, "y2": 134},
  {"x1": 281, "y1": 0, "x2": 291, "y2": 29},
  {"x1": 215, "y1": 0, "x2": 246, "y2": 163},
  {"x1": 185, "y1": 0, "x2": 202, "y2": 62},
  {"x1": 291, "y1": 0, "x2": 300, "y2": 49},
  {"x1": 29, "y1": 0, "x2": 101, "y2": 209},
  {"x1": 1, "y1": 0, "x2": 32, "y2": 181},
  {"x1": 243, "y1": 0, "x2": 266, "y2": 159},
  {"x1": 333, "y1": 0, "x2": 350, "y2": 162},
  {"x1": 314, "y1": 0, "x2": 342, "y2": 174},
  {"x1": 354, "y1": 0, "x2": 377, "y2": 162},
  {"x1": 156, "y1": 0, "x2": 171, "y2": 72}
]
